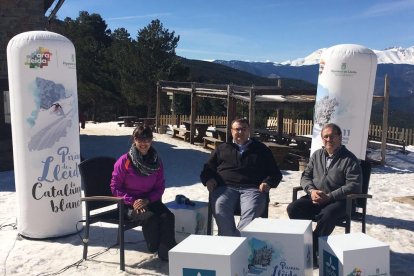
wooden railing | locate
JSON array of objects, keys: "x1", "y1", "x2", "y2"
[
  {"x1": 159, "y1": 115, "x2": 227, "y2": 126},
  {"x1": 369, "y1": 124, "x2": 413, "y2": 146},
  {"x1": 266, "y1": 117, "x2": 313, "y2": 136},
  {"x1": 159, "y1": 115, "x2": 414, "y2": 146}
]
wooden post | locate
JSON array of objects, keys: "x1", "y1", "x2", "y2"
[
  {"x1": 277, "y1": 109, "x2": 284, "y2": 143},
  {"x1": 156, "y1": 81, "x2": 161, "y2": 131},
  {"x1": 226, "y1": 85, "x2": 236, "y2": 142},
  {"x1": 190, "y1": 82, "x2": 197, "y2": 144},
  {"x1": 381, "y1": 75, "x2": 390, "y2": 165},
  {"x1": 249, "y1": 85, "x2": 255, "y2": 137}
]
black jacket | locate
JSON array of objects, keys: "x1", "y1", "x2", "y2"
[{"x1": 200, "y1": 139, "x2": 283, "y2": 188}]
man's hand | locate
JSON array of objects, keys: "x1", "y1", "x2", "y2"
[
  {"x1": 310, "y1": 190, "x2": 330, "y2": 205},
  {"x1": 259, "y1": 183, "x2": 270, "y2": 193},
  {"x1": 206, "y1": 179, "x2": 218, "y2": 193}
]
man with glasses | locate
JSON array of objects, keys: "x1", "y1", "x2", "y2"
[
  {"x1": 200, "y1": 118, "x2": 282, "y2": 236},
  {"x1": 287, "y1": 123, "x2": 362, "y2": 266}
]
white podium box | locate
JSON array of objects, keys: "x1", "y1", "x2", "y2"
[
  {"x1": 319, "y1": 233, "x2": 389, "y2": 276},
  {"x1": 166, "y1": 200, "x2": 208, "y2": 243},
  {"x1": 169, "y1": 234, "x2": 249, "y2": 276},
  {"x1": 241, "y1": 218, "x2": 313, "y2": 276}
]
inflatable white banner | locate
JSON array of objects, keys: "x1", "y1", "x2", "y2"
[
  {"x1": 311, "y1": 44, "x2": 377, "y2": 160},
  {"x1": 7, "y1": 31, "x2": 82, "y2": 238}
]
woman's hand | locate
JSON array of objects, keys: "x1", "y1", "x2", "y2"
[{"x1": 133, "y1": 198, "x2": 149, "y2": 213}]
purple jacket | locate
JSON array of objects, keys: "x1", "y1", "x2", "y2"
[{"x1": 110, "y1": 153, "x2": 165, "y2": 206}]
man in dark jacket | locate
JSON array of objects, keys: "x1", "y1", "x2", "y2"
[
  {"x1": 287, "y1": 123, "x2": 362, "y2": 265},
  {"x1": 200, "y1": 118, "x2": 283, "y2": 236}
]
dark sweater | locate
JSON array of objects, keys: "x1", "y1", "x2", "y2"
[
  {"x1": 200, "y1": 139, "x2": 282, "y2": 188},
  {"x1": 301, "y1": 145, "x2": 362, "y2": 201}
]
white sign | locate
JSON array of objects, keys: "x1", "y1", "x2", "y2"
[
  {"x1": 7, "y1": 31, "x2": 82, "y2": 238},
  {"x1": 311, "y1": 44, "x2": 377, "y2": 159}
]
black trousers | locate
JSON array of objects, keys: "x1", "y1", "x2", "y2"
[
  {"x1": 127, "y1": 200, "x2": 176, "y2": 259},
  {"x1": 286, "y1": 195, "x2": 347, "y2": 253}
]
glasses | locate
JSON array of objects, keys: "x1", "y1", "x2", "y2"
[
  {"x1": 135, "y1": 138, "x2": 152, "y2": 144},
  {"x1": 232, "y1": 127, "x2": 248, "y2": 132},
  {"x1": 322, "y1": 134, "x2": 338, "y2": 140}
]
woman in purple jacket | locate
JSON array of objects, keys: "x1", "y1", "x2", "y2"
[{"x1": 110, "y1": 125, "x2": 176, "y2": 261}]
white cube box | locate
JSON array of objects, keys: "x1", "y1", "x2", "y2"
[
  {"x1": 169, "y1": 235, "x2": 249, "y2": 276},
  {"x1": 166, "y1": 200, "x2": 208, "y2": 242},
  {"x1": 319, "y1": 233, "x2": 390, "y2": 276},
  {"x1": 241, "y1": 218, "x2": 313, "y2": 276}
]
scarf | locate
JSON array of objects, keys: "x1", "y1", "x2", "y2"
[{"x1": 128, "y1": 144, "x2": 160, "y2": 176}]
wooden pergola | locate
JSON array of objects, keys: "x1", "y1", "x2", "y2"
[
  {"x1": 155, "y1": 77, "x2": 391, "y2": 165},
  {"x1": 155, "y1": 80, "x2": 317, "y2": 144}
]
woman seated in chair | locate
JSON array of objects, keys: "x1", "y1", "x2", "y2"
[{"x1": 110, "y1": 125, "x2": 176, "y2": 261}]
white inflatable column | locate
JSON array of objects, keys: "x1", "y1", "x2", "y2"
[
  {"x1": 311, "y1": 44, "x2": 377, "y2": 159},
  {"x1": 7, "y1": 31, "x2": 82, "y2": 238}
]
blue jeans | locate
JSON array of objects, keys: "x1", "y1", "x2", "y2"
[{"x1": 210, "y1": 186, "x2": 266, "y2": 236}]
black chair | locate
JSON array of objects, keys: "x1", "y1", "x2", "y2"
[
  {"x1": 79, "y1": 156, "x2": 144, "y2": 271},
  {"x1": 292, "y1": 159, "x2": 372, "y2": 233},
  {"x1": 207, "y1": 192, "x2": 270, "y2": 235}
]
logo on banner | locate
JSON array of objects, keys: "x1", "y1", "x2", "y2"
[
  {"x1": 183, "y1": 268, "x2": 216, "y2": 276},
  {"x1": 323, "y1": 250, "x2": 339, "y2": 276},
  {"x1": 63, "y1": 54, "x2": 76, "y2": 69},
  {"x1": 330, "y1": 62, "x2": 357, "y2": 77},
  {"x1": 25, "y1": 47, "x2": 52, "y2": 68}
]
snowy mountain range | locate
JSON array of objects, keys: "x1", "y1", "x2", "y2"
[
  {"x1": 280, "y1": 46, "x2": 414, "y2": 66},
  {"x1": 213, "y1": 46, "x2": 414, "y2": 98}
]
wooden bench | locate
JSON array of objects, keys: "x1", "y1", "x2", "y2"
[
  {"x1": 368, "y1": 135, "x2": 406, "y2": 154},
  {"x1": 203, "y1": 137, "x2": 223, "y2": 150},
  {"x1": 172, "y1": 127, "x2": 190, "y2": 141},
  {"x1": 117, "y1": 122, "x2": 124, "y2": 127}
]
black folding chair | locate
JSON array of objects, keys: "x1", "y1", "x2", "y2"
[
  {"x1": 79, "y1": 156, "x2": 144, "y2": 271},
  {"x1": 292, "y1": 159, "x2": 372, "y2": 233}
]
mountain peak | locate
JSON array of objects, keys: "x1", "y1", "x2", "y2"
[{"x1": 281, "y1": 46, "x2": 414, "y2": 66}]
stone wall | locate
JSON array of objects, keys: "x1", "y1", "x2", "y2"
[
  {"x1": 0, "y1": 0, "x2": 53, "y2": 171},
  {"x1": 0, "y1": 0, "x2": 49, "y2": 82}
]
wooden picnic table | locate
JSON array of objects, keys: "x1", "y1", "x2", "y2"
[
  {"x1": 135, "y1": 118, "x2": 156, "y2": 130},
  {"x1": 213, "y1": 127, "x2": 227, "y2": 141},
  {"x1": 118, "y1": 116, "x2": 138, "y2": 127},
  {"x1": 182, "y1": 121, "x2": 210, "y2": 143},
  {"x1": 292, "y1": 135, "x2": 312, "y2": 151},
  {"x1": 263, "y1": 142, "x2": 290, "y2": 165}
]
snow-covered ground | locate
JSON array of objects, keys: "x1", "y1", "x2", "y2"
[{"x1": 1, "y1": 122, "x2": 413, "y2": 275}]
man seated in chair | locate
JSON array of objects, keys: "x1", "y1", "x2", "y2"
[
  {"x1": 287, "y1": 123, "x2": 362, "y2": 264},
  {"x1": 200, "y1": 118, "x2": 283, "y2": 236}
]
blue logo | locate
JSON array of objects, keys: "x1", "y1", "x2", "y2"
[
  {"x1": 323, "y1": 250, "x2": 339, "y2": 276},
  {"x1": 183, "y1": 268, "x2": 216, "y2": 276}
]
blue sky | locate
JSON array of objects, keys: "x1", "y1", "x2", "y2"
[{"x1": 51, "y1": 0, "x2": 414, "y2": 62}]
